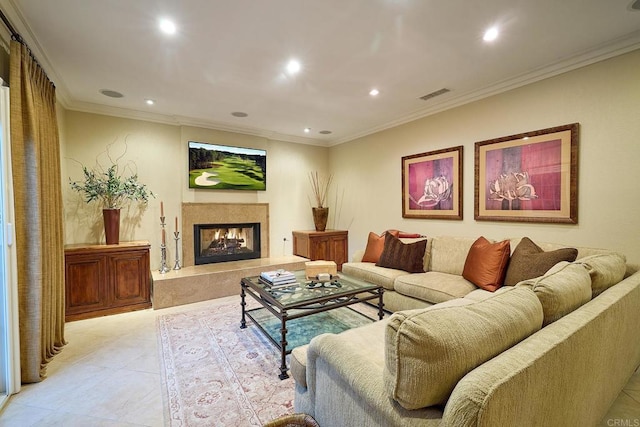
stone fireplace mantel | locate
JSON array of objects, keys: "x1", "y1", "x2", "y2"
[{"x1": 182, "y1": 203, "x2": 269, "y2": 267}]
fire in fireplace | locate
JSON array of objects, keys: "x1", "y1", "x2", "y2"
[{"x1": 193, "y1": 222, "x2": 261, "y2": 265}]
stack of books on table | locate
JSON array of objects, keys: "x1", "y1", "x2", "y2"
[{"x1": 259, "y1": 270, "x2": 298, "y2": 289}]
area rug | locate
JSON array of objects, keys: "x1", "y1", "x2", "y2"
[{"x1": 157, "y1": 297, "x2": 378, "y2": 426}]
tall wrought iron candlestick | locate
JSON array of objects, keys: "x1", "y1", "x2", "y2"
[
  {"x1": 159, "y1": 216, "x2": 170, "y2": 273},
  {"x1": 173, "y1": 231, "x2": 181, "y2": 270}
]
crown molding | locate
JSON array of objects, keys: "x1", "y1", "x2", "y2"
[
  {"x1": 330, "y1": 31, "x2": 640, "y2": 146},
  {"x1": 64, "y1": 100, "x2": 329, "y2": 147}
]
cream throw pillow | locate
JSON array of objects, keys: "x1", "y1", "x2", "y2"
[
  {"x1": 384, "y1": 287, "x2": 543, "y2": 409},
  {"x1": 517, "y1": 261, "x2": 592, "y2": 326}
]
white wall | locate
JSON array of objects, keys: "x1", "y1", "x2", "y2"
[
  {"x1": 329, "y1": 49, "x2": 640, "y2": 265},
  {"x1": 62, "y1": 111, "x2": 329, "y2": 268}
]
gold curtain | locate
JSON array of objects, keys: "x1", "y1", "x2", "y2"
[{"x1": 9, "y1": 40, "x2": 65, "y2": 383}]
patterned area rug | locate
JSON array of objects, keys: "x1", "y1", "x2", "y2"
[{"x1": 157, "y1": 297, "x2": 377, "y2": 426}]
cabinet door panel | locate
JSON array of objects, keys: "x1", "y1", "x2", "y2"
[
  {"x1": 65, "y1": 256, "x2": 108, "y2": 314},
  {"x1": 110, "y1": 251, "x2": 150, "y2": 305},
  {"x1": 309, "y1": 237, "x2": 329, "y2": 260}
]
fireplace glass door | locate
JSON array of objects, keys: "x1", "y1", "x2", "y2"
[{"x1": 194, "y1": 223, "x2": 261, "y2": 265}]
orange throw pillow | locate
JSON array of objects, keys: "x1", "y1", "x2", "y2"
[
  {"x1": 362, "y1": 230, "x2": 400, "y2": 263},
  {"x1": 462, "y1": 236, "x2": 511, "y2": 292}
]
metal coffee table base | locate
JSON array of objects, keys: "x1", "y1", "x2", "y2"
[{"x1": 240, "y1": 282, "x2": 384, "y2": 379}]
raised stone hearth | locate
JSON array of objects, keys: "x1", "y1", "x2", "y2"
[{"x1": 152, "y1": 256, "x2": 307, "y2": 309}]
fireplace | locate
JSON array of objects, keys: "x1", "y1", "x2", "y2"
[{"x1": 194, "y1": 222, "x2": 261, "y2": 265}]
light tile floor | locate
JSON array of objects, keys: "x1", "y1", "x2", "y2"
[
  {"x1": 0, "y1": 296, "x2": 638, "y2": 426},
  {"x1": 0, "y1": 296, "x2": 235, "y2": 427}
]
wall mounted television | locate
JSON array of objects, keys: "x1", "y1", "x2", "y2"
[{"x1": 188, "y1": 141, "x2": 266, "y2": 190}]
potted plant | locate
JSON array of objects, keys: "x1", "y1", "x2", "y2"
[
  {"x1": 70, "y1": 163, "x2": 154, "y2": 244},
  {"x1": 309, "y1": 171, "x2": 333, "y2": 232}
]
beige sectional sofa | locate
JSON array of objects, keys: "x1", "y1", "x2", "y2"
[{"x1": 292, "y1": 236, "x2": 640, "y2": 426}]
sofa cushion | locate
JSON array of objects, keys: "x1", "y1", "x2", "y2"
[
  {"x1": 376, "y1": 233, "x2": 427, "y2": 273},
  {"x1": 504, "y1": 237, "x2": 578, "y2": 286},
  {"x1": 384, "y1": 287, "x2": 543, "y2": 409},
  {"x1": 574, "y1": 253, "x2": 626, "y2": 297},
  {"x1": 361, "y1": 230, "x2": 400, "y2": 263},
  {"x1": 462, "y1": 237, "x2": 510, "y2": 292},
  {"x1": 394, "y1": 272, "x2": 477, "y2": 304},
  {"x1": 428, "y1": 236, "x2": 479, "y2": 275},
  {"x1": 516, "y1": 261, "x2": 592, "y2": 326},
  {"x1": 342, "y1": 262, "x2": 410, "y2": 290}
]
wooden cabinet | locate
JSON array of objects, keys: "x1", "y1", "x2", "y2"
[
  {"x1": 292, "y1": 230, "x2": 348, "y2": 270},
  {"x1": 65, "y1": 241, "x2": 151, "y2": 321}
]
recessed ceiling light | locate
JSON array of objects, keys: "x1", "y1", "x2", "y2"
[
  {"x1": 304, "y1": 127, "x2": 311, "y2": 133},
  {"x1": 231, "y1": 111, "x2": 248, "y2": 117},
  {"x1": 159, "y1": 18, "x2": 177, "y2": 35},
  {"x1": 286, "y1": 59, "x2": 301, "y2": 75},
  {"x1": 319, "y1": 130, "x2": 332, "y2": 135},
  {"x1": 99, "y1": 89, "x2": 124, "y2": 98},
  {"x1": 369, "y1": 88, "x2": 380, "y2": 96},
  {"x1": 483, "y1": 26, "x2": 499, "y2": 42},
  {"x1": 145, "y1": 99, "x2": 155, "y2": 105}
]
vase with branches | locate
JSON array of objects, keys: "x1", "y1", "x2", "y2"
[
  {"x1": 309, "y1": 171, "x2": 333, "y2": 231},
  {"x1": 69, "y1": 144, "x2": 154, "y2": 244},
  {"x1": 70, "y1": 164, "x2": 154, "y2": 209}
]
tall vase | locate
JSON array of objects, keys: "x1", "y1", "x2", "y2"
[
  {"x1": 103, "y1": 208, "x2": 121, "y2": 245},
  {"x1": 312, "y1": 207, "x2": 329, "y2": 232}
]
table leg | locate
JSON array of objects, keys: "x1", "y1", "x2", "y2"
[
  {"x1": 378, "y1": 288, "x2": 385, "y2": 320},
  {"x1": 279, "y1": 313, "x2": 289, "y2": 380},
  {"x1": 240, "y1": 283, "x2": 247, "y2": 329}
]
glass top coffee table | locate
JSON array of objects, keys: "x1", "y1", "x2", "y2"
[{"x1": 240, "y1": 270, "x2": 384, "y2": 379}]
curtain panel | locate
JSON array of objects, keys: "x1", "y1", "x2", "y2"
[{"x1": 9, "y1": 40, "x2": 65, "y2": 383}]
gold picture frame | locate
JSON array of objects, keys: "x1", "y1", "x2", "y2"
[
  {"x1": 474, "y1": 123, "x2": 579, "y2": 223},
  {"x1": 402, "y1": 146, "x2": 463, "y2": 220}
]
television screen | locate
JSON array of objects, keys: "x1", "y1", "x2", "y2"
[{"x1": 188, "y1": 141, "x2": 266, "y2": 190}]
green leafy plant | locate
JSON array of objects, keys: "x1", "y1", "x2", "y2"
[{"x1": 70, "y1": 164, "x2": 154, "y2": 209}]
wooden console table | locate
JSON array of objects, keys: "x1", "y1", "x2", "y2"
[
  {"x1": 64, "y1": 241, "x2": 151, "y2": 321},
  {"x1": 292, "y1": 230, "x2": 348, "y2": 270}
]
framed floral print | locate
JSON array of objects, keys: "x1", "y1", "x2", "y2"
[
  {"x1": 402, "y1": 146, "x2": 463, "y2": 220},
  {"x1": 474, "y1": 123, "x2": 578, "y2": 223}
]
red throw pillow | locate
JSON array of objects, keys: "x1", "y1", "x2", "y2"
[
  {"x1": 386, "y1": 229, "x2": 424, "y2": 239},
  {"x1": 398, "y1": 232, "x2": 423, "y2": 238},
  {"x1": 462, "y1": 237, "x2": 511, "y2": 292},
  {"x1": 362, "y1": 230, "x2": 400, "y2": 263}
]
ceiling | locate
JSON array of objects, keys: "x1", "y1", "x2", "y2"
[{"x1": 3, "y1": 0, "x2": 640, "y2": 146}]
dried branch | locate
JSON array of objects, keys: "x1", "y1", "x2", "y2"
[{"x1": 309, "y1": 171, "x2": 333, "y2": 208}]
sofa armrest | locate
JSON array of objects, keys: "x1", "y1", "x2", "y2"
[
  {"x1": 306, "y1": 321, "x2": 388, "y2": 406},
  {"x1": 352, "y1": 249, "x2": 365, "y2": 262}
]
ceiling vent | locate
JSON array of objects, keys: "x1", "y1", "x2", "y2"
[{"x1": 419, "y1": 88, "x2": 450, "y2": 101}]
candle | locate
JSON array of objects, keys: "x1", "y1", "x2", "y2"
[
  {"x1": 175, "y1": 216, "x2": 178, "y2": 231},
  {"x1": 160, "y1": 201, "x2": 164, "y2": 217},
  {"x1": 162, "y1": 228, "x2": 166, "y2": 245}
]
